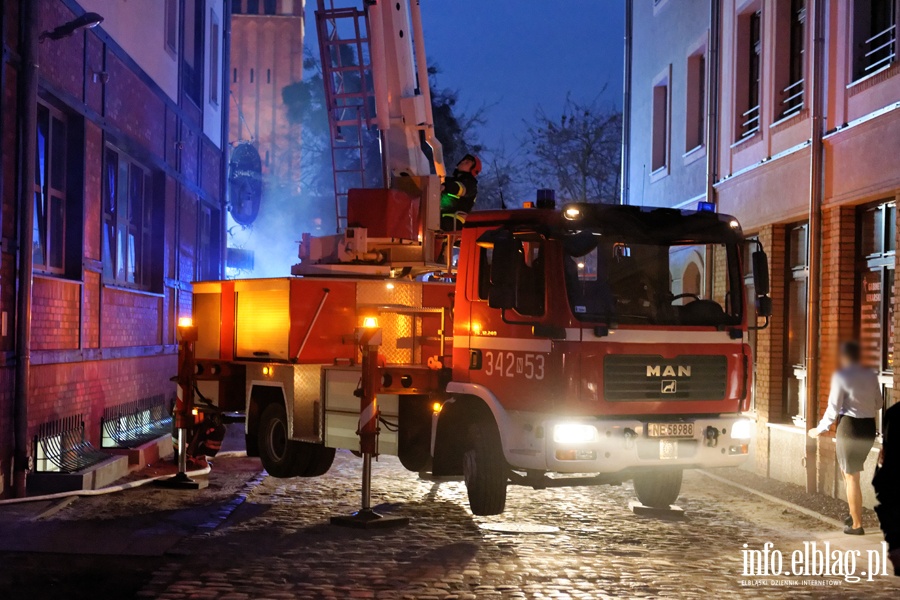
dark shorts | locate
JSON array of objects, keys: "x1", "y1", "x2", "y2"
[{"x1": 836, "y1": 416, "x2": 877, "y2": 474}]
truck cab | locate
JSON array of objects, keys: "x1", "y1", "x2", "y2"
[{"x1": 431, "y1": 203, "x2": 769, "y2": 514}]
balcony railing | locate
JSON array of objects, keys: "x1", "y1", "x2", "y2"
[
  {"x1": 740, "y1": 104, "x2": 761, "y2": 139},
  {"x1": 862, "y1": 23, "x2": 896, "y2": 75},
  {"x1": 779, "y1": 78, "x2": 804, "y2": 120}
]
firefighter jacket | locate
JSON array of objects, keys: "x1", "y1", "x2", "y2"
[{"x1": 440, "y1": 169, "x2": 478, "y2": 222}]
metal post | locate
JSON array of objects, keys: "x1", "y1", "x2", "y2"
[
  {"x1": 332, "y1": 320, "x2": 408, "y2": 529},
  {"x1": 156, "y1": 318, "x2": 208, "y2": 490}
]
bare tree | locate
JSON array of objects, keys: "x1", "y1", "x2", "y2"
[{"x1": 522, "y1": 94, "x2": 622, "y2": 204}]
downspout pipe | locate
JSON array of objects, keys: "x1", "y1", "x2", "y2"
[
  {"x1": 805, "y1": 0, "x2": 826, "y2": 495},
  {"x1": 220, "y1": 0, "x2": 232, "y2": 279},
  {"x1": 705, "y1": 0, "x2": 720, "y2": 301},
  {"x1": 14, "y1": 0, "x2": 39, "y2": 497},
  {"x1": 620, "y1": 0, "x2": 632, "y2": 205}
]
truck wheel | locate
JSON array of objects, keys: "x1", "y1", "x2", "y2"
[
  {"x1": 463, "y1": 420, "x2": 508, "y2": 516},
  {"x1": 632, "y1": 469, "x2": 683, "y2": 508},
  {"x1": 299, "y1": 443, "x2": 336, "y2": 477},
  {"x1": 258, "y1": 404, "x2": 309, "y2": 478}
]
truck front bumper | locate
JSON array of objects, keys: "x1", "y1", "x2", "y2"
[{"x1": 504, "y1": 413, "x2": 752, "y2": 474}]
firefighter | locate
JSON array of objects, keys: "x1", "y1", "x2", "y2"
[{"x1": 440, "y1": 154, "x2": 482, "y2": 231}]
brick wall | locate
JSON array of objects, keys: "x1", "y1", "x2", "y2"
[
  {"x1": 751, "y1": 225, "x2": 787, "y2": 476},
  {"x1": 31, "y1": 278, "x2": 81, "y2": 350}
]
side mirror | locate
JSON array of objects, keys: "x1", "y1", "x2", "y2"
[
  {"x1": 752, "y1": 250, "x2": 769, "y2": 296},
  {"x1": 756, "y1": 295, "x2": 773, "y2": 318},
  {"x1": 488, "y1": 232, "x2": 518, "y2": 310}
]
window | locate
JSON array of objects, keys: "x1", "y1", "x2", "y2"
[
  {"x1": 651, "y1": 75, "x2": 669, "y2": 172},
  {"x1": 264, "y1": 0, "x2": 277, "y2": 15},
  {"x1": 738, "y1": 10, "x2": 763, "y2": 139},
  {"x1": 232, "y1": 0, "x2": 243, "y2": 14},
  {"x1": 33, "y1": 103, "x2": 68, "y2": 274},
  {"x1": 685, "y1": 51, "x2": 706, "y2": 151},
  {"x1": 776, "y1": 0, "x2": 806, "y2": 120},
  {"x1": 165, "y1": 0, "x2": 178, "y2": 56},
  {"x1": 853, "y1": 0, "x2": 897, "y2": 80},
  {"x1": 199, "y1": 205, "x2": 221, "y2": 281},
  {"x1": 103, "y1": 146, "x2": 156, "y2": 289},
  {"x1": 859, "y1": 202, "x2": 895, "y2": 434},
  {"x1": 744, "y1": 237, "x2": 759, "y2": 410},
  {"x1": 183, "y1": 0, "x2": 204, "y2": 105},
  {"x1": 247, "y1": 0, "x2": 260, "y2": 14},
  {"x1": 785, "y1": 223, "x2": 809, "y2": 423},
  {"x1": 209, "y1": 10, "x2": 220, "y2": 106}
]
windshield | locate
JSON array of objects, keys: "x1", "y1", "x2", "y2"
[{"x1": 564, "y1": 239, "x2": 742, "y2": 327}]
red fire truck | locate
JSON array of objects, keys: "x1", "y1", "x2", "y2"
[{"x1": 187, "y1": 1, "x2": 772, "y2": 516}]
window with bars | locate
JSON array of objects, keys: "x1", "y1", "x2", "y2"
[
  {"x1": 785, "y1": 223, "x2": 809, "y2": 423},
  {"x1": 778, "y1": 0, "x2": 806, "y2": 120},
  {"x1": 102, "y1": 146, "x2": 156, "y2": 290},
  {"x1": 738, "y1": 10, "x2": 763, "y2": 139},
  {"x1": 853, "y1": 0, "x2": 897, "y2": 80},
  {"x1": 33, "y1": 103, "x2": 68, "y2": 275}
]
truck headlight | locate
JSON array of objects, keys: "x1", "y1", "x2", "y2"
[
  {"x1": 731, "y1": 419, "x2": 753, "y2": 440},
  {"x1": 553, "y1": 423, "x2": 598, "y2": 444}
]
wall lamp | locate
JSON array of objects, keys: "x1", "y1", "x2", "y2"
[{"x1": 39, "y1": 12, "x2": 103, "y2": 42}]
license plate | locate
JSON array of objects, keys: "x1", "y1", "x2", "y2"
[
  {"x1": 660, "y1": 440, "x2": 678, "y2": 460},
  {"x1": 647, "y1": 422, "x2": 694, "y2": 438}
]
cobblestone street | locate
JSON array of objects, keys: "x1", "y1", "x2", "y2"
[{"x1": 7, "y1": 449, "x2": 891, "y2": 600}]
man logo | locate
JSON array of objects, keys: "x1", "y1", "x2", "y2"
[
  {"x1": 661, "y1": 380, "x2": 677, "y2": 394},
  {"x1": 646, "y1": 365, "x2": 691, "y2": 378}
]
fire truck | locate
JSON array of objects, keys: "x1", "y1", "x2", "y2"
[{"x1": 187, "y1": 1, "x2": 772, "y2": 516}]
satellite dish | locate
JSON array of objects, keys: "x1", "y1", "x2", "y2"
[{"x1": 228, "y1": 143, "x2": 262, "y2": 226}]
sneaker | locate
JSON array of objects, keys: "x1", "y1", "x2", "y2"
[{"x1": 843, "y1": 525, "x2": 865, "y2": 535}]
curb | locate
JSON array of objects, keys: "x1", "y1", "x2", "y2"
[{"x1": 697, "y1": 469, "x2": 844, "y2": 529}]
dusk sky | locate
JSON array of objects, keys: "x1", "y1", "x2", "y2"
[{"x1": 304, "y1": 0, "x2": 626, "y2": 152}]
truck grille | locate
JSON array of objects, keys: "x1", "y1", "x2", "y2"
[{"x1": 604, "y1": 354, "x2": 727, "y2": 401}]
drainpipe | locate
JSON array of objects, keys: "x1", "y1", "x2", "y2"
[
  {"x1": 220, "y1": 0, "x2": 232, "y2": 280},
  {"x1": 13, "y1": 0, "x2": 39, "y2": 498},
  {"x1": 705, "y1": 0, "x2": 720, "y2": 300},
  {"x1": 620, "y1": 0, "x2": 633, "y2": 205},
  {"x1": 804, "y1": 0, "x2": 826, "y2": 495}
]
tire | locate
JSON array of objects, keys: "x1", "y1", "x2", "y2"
[
  {"x1": 258, "y1": 404, "x2": 310, "y2": 478},
  {"x1": 298, "y1": 443, "x2": 336, "y2": 477},
  {"x1": 463, "y1": 420, "x2": 508, "y2": 516},
  {"x1": 632, "y1": 469, "x2": 683, "y2": 508}
]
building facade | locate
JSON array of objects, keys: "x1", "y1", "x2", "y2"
[
  {"x1": 624, "y1": 0, "x2": 900, "y2": 507},
  {"x1": 0, "y1": 0, "x2": 229, "y2": 497},
  {"x1": 229, "y1": 0, "x2": 304, "y2": 194}
]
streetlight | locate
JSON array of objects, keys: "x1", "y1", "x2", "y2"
[{"x1": 39, "y1": 12, "x2": 103, "y2": 42}]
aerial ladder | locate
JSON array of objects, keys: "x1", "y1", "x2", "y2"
[{"x1": 296, "y1": 0, "x2": 447, "y2": 276}]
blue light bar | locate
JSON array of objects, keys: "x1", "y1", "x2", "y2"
[{"x1": 697, "y1": 201, "x2": 716, "y2": 213}]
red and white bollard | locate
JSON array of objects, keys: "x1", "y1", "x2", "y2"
[
  {"x1": 156, "y1": 317, "x2": 208, "y2": 490},
  {"x1": 331, "y1": 317, "x2": 409, "y2": 529}
]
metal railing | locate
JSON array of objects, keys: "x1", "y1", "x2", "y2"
[
  {"x1": 740, "y1": 104, "x2": 761, "y2": 139},
  {"x1": 34, "y1": 415, "x2": 111, "y2": 473},
  {"x1": 862, "y1": 23, "x2": 896, "y2": 75},
  {"x1": 780, "y1": 78, "x2": 804, "y2": 120},
  {"x1": 101, "y1": 394, "x2": 172, "y2": 449}
]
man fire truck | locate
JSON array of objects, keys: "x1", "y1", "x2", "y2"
[{"x1": 183, "y1": 0, "x2": 771, "y2": 516}]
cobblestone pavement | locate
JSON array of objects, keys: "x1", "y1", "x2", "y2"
[{"x1": 134, "y1": 451, "x2": 900, "y2": 600}]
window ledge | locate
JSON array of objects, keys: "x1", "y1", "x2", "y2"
[
  {"x1": 102, "y1": 282, "x2": 164, "y2": 298},
  {"x1": 730, "y1": 131, "x2": 762, "y2": 150},
  {"x1": 33, "y1": 272, "x2": 83, "y2": 285},
  {"x1": 682, "y1": 144, "x2": 706, "y2": 165},
  {"x1": 649, "y1": 165, "x2": 669, "y2": 183},
  {"x1": 847, "y1": 60, "x2": 900, "y2": 95}
]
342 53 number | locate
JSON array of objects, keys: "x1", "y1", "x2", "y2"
[{"x1": 482, "y1": 351, "x2": 546, "y2": 380}]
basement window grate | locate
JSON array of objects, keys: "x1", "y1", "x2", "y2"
[
  {"x1": 101, "y1": 394, "x2": 173, "y2": 449},
  {"x1": 34, "y1": 415, "x2": 111, "y2": 473}
]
